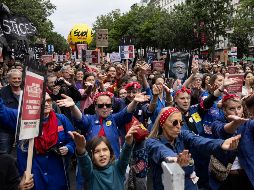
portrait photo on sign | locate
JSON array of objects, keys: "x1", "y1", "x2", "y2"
[{"x1": 168, "y1": 52, "x2": 190, "y2": 81}]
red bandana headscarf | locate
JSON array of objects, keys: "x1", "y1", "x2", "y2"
[
  {"x1": 159, "y1": 107, "x2": 180, "y2": 127},
  {"x1": 93, "y1": 91, "x2": 114, "y2": 103},
  {"x1": 174, "y1": 87, "x2": 191, "y2": 98},
  {"x1": 124, "y1": 82, "x2": 142, "y2": 90},
  {"x1": 222, "y1": 93, "x2": 240, "y2": 104}
]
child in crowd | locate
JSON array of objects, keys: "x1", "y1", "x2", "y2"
[{"x1": 69, "y1": 125, "x2": 139, "y2": 190}]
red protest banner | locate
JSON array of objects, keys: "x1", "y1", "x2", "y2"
[
  {"x1": 82, "y1": 50, "x2": 100, "y2": 64},
  {"x1": 153, "y1": 61, "x2": 164, "y2": 72},
  {"x1": 227, "y1": 66, "x2": 237, "y2": 74},
  {"x1": 225, "y1": 74, "x2": 244, "y2": 97},
  {"x1": 76, "y1": 44, "x2": 87, "y2": 59},
  {"x1": 41, "y1": 55, "x2": 53, "y2": 65},
  {"x1": 19, "y1": 71, "x2": 44, "y2": 140}
]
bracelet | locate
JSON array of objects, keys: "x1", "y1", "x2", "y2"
[{"x1": 218, "y1": 88, "x2": 224, "y2": 93}]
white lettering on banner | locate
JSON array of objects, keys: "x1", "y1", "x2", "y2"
[
  {"x1": 26, "y1": 83, "x2": 42, "y2": 98},
  {"x1": 28, "y1": 110, "x2": 39, "y2": 115},
  {"x1": 26, "y1": 100, "x2": 40, "y2": 104},
  {"x1": 2, "y1": 19, "x2": 37, "y2": 36}
]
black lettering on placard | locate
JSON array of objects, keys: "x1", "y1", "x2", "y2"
[
  {"x1": 74, "y1": 29, "x2": 89, "y2": 37},
  {"x1": 98, "y1": 34, "x2": 108, "y2": 40},
  {"x1": 74, "y1": 29, "x2": 80, "y2": 37},
  {"x1": 80, "y1": 30, "x2": 88, "y2": 37}
]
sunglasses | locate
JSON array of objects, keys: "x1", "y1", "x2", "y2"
[
  {"x1": 96, "y1": 103, "x2": 112, "y2": 109},
  {"x1": 169, "y1": 120, "x2": 184, "y2": 127}
]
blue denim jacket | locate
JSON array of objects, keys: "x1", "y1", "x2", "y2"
[
  {"x1": 211, "y1": 118, "x2": 254, "y2": 189},
  {"x1": 0, "y1": 99, "x2": 76, "y2": 190},
  {"x1": 146, "y1": 130, "x2": 224, "y2": 190},
  {"x1": 74, "y1": 107, "x2": 132, "y2": 158}
]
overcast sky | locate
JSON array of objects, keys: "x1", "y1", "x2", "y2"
[{"x1": 48, "y1": 0, "x2": 138, "y2": 39}]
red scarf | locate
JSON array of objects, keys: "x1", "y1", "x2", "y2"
[{"x1": 34, "y1": 111, "x2": 58, "y2": 154}]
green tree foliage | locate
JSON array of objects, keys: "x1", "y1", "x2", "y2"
[
  {"x1": 91, "y1": 9, "x2": 121, "y2": 51},
  {"x1": 230, "y1": 0, "x2": 254, "y2": 57},
  {"x1": 188, "y1": 0, "x2": 233, "y2": 57},
  {"x1": 46, "y1": 31, "x2": 69, "y2": 54},
  {"x1": 92, "y1": 0, "x2": 251, "y2": 58}
]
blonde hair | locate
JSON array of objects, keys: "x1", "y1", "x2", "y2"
[
  {"x1": 148, "y1": 111, "x2": 162, "y2": 139},
  {"x1": 149, "y1": 107, "x2": 180, "y2": 138}
]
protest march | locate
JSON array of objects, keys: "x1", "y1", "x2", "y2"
[{"x1": 0, "y1": 1, "x2": 254, "y2": 190}]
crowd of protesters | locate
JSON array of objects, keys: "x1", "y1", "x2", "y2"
[{"x1": 0, "y1": 56, "x2": 254, "y2": 190}]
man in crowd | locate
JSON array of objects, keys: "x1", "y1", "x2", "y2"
[{"x1": 0, "y1": 69, "x2": 22, "y2": 153}]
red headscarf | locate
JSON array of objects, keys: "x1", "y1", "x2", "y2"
[
  {"x1": 174, "y1": 86, "x2": 191, "y2": 98},
  {"x1": 159, "y1": 107, "x2": 180, "y2": 127},
  {"x1": 222, "y1": 93, "x2": 240, "y2": 104},
  {"x1": 124, "y1": 82, "x2": 142, "y2": 90},
  {"x1": 93, "y1": 91, "x2": 114, "y2": 103}
]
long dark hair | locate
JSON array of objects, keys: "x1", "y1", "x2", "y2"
[
  {"x1": 87, "y1": 136, "x2": 115, "y2": 165},
  {"x1": 201, "y1": 73, "x2": 211, "y2": 89}
]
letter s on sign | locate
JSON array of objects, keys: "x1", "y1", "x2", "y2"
[{"x1": 2, "y1": 20, "x2": 11, "y2": 34}]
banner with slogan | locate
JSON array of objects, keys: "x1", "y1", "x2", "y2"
[
  {"x1": 153, "y1": 61, "x2": 164, "y2": 72},
  {"x1": 41, "y1": 55, "x2": 53, "y2": 65},
  {"x1": 226, "y1": 74, "x2": 244, "y2": 97},
  {"x1": 167, "y1": 52, "x2": 191, "y2": 81},
  {"x1": 19, "y1": 71, "x2": 44, "y2": 140},
  {"x1": 96, "y1": 29, "x2": 108, "y2": 47},
  {"x1": 29, "y1": 44, "x2": 45, "y2": 61},
  {"x1": 119, "y1": 45, "x2": 135, "y2": 59},
  {"x1": 0, "y1": 13, "x2": 37, "y2": 59},
  {"x1": 110, "y1": 52, "x2": 121, "y2": 63},
  {"x1": 76, "y1": 43, "x2": 87, "y2": 59},
  {"x1": 82, "y1": 50, "x2": 100, "y2": 64}
]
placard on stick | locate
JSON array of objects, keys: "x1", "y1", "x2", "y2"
[
  {"x1": 225, "y1": 74, "x2": 244, "y2": 97},
  {"x1": 96, "y1": 29, "x2": 108, "y2": 47},
  {"x1": 19, "y1": 71, "x2": 44, "y2": 140}
]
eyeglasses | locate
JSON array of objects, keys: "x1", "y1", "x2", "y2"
[
  {"x1": 96, "y1": 103, "x2": 112, "y2": 109},
  {"x1": 169, "y1": 120, "x2": 184, "y2": 127}
]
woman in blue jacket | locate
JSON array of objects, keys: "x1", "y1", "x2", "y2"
[
  {"x1": 146, "y1": 106, "x2": 241, "y2": 190},
  {"x1": 0, "y1": 93, "x2": 75, "y2": 190},
  {"x1": 210, "y1": 93, "x2": 254, "y2": 190},
  {"x1": 57, "y1": 91, "x2": 149, "y2": 189}
]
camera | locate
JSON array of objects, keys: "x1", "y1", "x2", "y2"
[
  {"x1": 47, "y1": 142, "x2": 65, "y2": 155},
  {"x1": 54, "y1": 78, "x2": 65, "y2": 86}
]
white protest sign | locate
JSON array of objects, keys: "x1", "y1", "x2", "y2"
[
  {"x1": 96, "y1": 29, "x2": 108, "y2": 47},
  {"x1": 19, "y1": 71, "x2": 44, "y2": 140},
  {"x1": 110, "y1": 52, "x2": 121, "y2": 63}
]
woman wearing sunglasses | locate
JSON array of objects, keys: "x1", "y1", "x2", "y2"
[
  {"x1": 57, "y1": 91, "x2": 149, "y2": 189},
  {"x1": 57, "y1": 91, "x2": 149, "y2": 158},
  {"x1": 146, "y1": 107, "x2": 241, "y2": 190}
]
